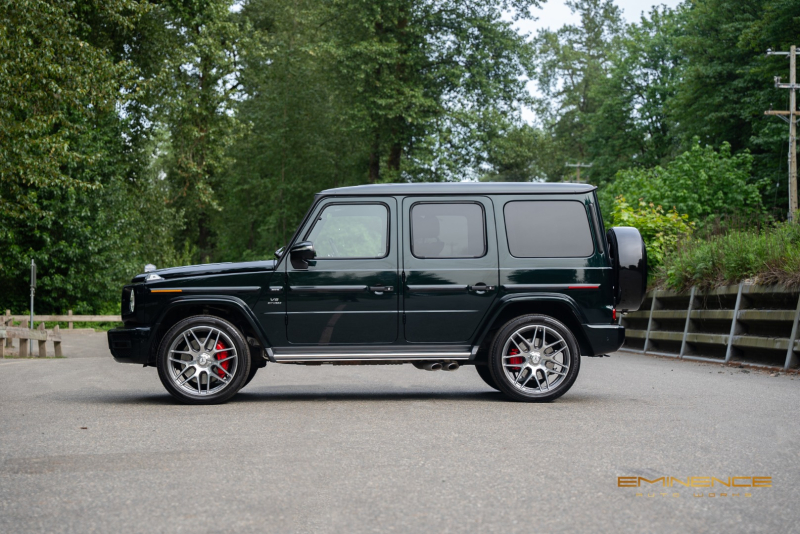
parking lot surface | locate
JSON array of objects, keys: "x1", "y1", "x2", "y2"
[{"x1": 1, "y1": 332, "x2": 798, "y2": 533}]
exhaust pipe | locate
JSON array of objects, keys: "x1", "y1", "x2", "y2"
[
  {"x1": 442, "y1": 362, "x2": 460, "y2": 371},
  {"x1": 413, "y1": 362, "x2": 443, "y2": 371}
]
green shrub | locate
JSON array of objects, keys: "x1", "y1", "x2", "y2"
[
  {"x1": 610, "y1": 196, "x2": 694, "y2": 271},
  {"x1": 599, "y1": 141, "x2": 766, "y2": 225}
]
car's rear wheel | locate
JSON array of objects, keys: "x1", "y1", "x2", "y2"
[
  {"x1": 489, "y1": 315, "x2": 580, "y2": 402},
  {"x1": 157, "y1": 316, "x2": 251, "y2": 405},
  {"x1": 475, "y1": 364, "x2": 500, "y2": 391}
]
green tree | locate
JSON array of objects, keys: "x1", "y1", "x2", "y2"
[
  {"x1": 586, "y1": 6, "x2": 682, "y2": 184},
  {"x1": 139, "y1": 0, "x2": 254, "y2": 262},
  {"x1": 319, "y1": 0, "x2": 542, "y2": 183},
  {"x1": 668, "y1": 0, "x2": 800, "y2": 213},
  {"x1": 0, "y1": 0, "x2": 186, "y2": 313},
  {"x1": 529, "y1": 0, "x2": 625, "y2": 182},
  {"x1": 0, "y1": 0, "x2": 143, "y2": 219}
]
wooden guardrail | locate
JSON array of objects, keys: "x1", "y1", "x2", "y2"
[
  {"x1": 4, "y1": 310, "x2": 121, "y2": 329},
  {"x1": 0, "y1": 323, "x2": 62, "y2": 358},
  {"x1": 620, "y1": 284, "x2": 800, "y2": 371}
]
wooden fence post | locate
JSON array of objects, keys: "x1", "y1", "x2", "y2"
[{"x1": 68, "y1": 310, "x2": 73, "y2": 330}]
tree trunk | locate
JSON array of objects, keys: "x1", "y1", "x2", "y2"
[
  {"x1": 369, "y1": 132, "x2": 381, "y2": 183},
  {"x1": 387, "y1": 142, "x2": 402, "y2": 172}
]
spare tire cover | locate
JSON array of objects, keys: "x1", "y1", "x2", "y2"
[{"x1": 606, "y1": 227, "x2": 647, "y2": 312}]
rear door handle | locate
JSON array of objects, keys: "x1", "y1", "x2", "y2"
[
  {"x1": 369, "y1": 285, "x2": 394, "y2": 294},
  {"x1": 468, "y1": 283, "x2": 496, "y2": 294}
]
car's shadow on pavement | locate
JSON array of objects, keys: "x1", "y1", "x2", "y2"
[{"x1": 87, "y1": 390, "x2": 599, "y2": 405}]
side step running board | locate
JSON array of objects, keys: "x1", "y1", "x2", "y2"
[{"x1": 272, "y1": 351, "x2": 471, "y2": 363}]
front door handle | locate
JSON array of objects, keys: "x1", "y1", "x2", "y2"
[{"x1": 369, "y1": 285, "x2": 394, "y2": 295}]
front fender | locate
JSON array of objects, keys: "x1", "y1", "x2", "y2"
[{"x1": 152, "y1": 295, "x2": 274, "y2": 360}]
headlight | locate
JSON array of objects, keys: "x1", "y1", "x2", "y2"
[{"x1": 129, "y1": 289, "x2": 135, "y2": 314}]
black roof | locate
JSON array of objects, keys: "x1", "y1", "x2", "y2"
[{"x1": 319, "y1": 182, "x2": 596, "y2": 196}]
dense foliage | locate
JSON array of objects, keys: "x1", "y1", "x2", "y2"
[
  {"x1": 599, "y1": 142, "x2": 766, "y2": 225},
  {"x1": 2, "y1": 0, "x2": 800, "y2": 312}
]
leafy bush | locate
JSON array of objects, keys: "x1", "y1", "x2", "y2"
[
  {"x1": 610, "y1": 196, "x2": 694, "y2": 271},
  {"x1": 599, "y1": 141, "x2": 765, "y2": 224},
  {"x1": 655, "y1": 222, "x2": 800, "y2": 292}
]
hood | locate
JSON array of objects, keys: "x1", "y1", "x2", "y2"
[{"x1": 131, "y1": 260, "x2": 276, "y2": 283}]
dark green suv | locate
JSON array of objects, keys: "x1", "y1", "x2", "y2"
[{"x1": 108, "y1": 183, "x2": 646, "y2": 404}]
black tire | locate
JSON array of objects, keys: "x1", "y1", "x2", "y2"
[
  {"x1": 475, "y1": 364, "x2": 501, "y2": 391},
  {"x1": 489, "y1": 314, "x2": 581, "y2": 403},
  {"x1": 157, "y1": 315, "x2": 251, "y2": 405}
]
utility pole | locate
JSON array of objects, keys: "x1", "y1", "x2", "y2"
[
  {"x1": 565, "y1": 162, "x2": 592, "y2": 183},
  {"x1": 765, "y1": 45, "x2": 798, "y2": 222}
]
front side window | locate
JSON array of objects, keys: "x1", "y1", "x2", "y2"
[
  {"x1": 504, "y1": 200, "x2": 594, "y2": 258},
  {"x1": 411, "y1": 203, "x2": 486, "y2": 258},
  {"x1": 307, "y1": 203, "x2": 388, "y2": 259}
]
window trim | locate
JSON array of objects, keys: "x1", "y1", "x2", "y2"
[
  {"x1": 503, "y1": 199, "x2": 596, "y2": 259},
  {"x1": 303, "y1": 201, "x2": 391, "y2": 260},
  {"x1": 409, "y1": 201, "x2": 488, "y2": 260}
]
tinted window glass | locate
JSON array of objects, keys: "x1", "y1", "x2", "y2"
[
  {"x1": 411, "y1": 203, "x2": 485, "y2": 258},
  {"x1": 504, "y1": 201, "x2": 594, "y2": 257},
  {"x1": 307, "y1": 204, "x2": 388, "y2": 259}
]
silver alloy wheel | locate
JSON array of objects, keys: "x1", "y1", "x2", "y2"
[
  {"x1": 500, "y1": 324, "x2": 570, "y2": 395},
  {"x1": 166, "y1": 326, "x2": 238, "y2": 397}
]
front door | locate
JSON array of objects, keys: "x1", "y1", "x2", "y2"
[
  {"x1": 402, "y1": 197, "x2": 499, "y2": 343},
  {"x1": 286, "y1": 198, "x2": 399, "y2": 345}
]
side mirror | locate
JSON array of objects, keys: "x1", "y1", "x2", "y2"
[
  {"x1": 274, "y1": 246, "x2": 285, "y2": 259},
  {"x1": 289, "y1": 241, "x2": 316, "y2": 270}
]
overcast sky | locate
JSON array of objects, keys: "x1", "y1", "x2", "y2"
[{"x1": 518, "y1": 0, "x2": 684, "y2": 34}]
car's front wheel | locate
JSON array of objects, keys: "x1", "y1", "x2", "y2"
[
  {"x1": 489, "y1": 315, "x2": 580, "y2": 402},
  {"x1": 157, "y1": 316, "x2": 251, "y2": 405}
]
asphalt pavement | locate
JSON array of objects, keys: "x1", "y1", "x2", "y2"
[{"x1": 1, "y1": 331, "x2": 799, "y2": 534}]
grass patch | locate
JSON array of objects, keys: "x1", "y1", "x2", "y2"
[{"x1": 654, "y1": 221, "x2": 800, "y2": 292}]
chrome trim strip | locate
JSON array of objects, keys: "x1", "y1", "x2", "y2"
[
  {"x1": 406, "y1": 285, "x2": 469, "y2": 292},
  {"x1": 273, "y1": 351, "x2": 471, "y2": 362},
  {"x1": 404, "y1": 310, "x2": 478, "y2": 313},
  {"x1": 286, "y1": 311, "x2": 398, "y2": 314},
  {"x1": 289, "y1": 285, "x2": 367, "y2": 293}
]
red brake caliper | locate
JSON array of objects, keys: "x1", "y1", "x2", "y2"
[
  {"x1": 508, "y1": 348, "x2": 523, "y2": 371},
  {"x1": 215, "y1": 341, "x2": 230, "y2": 377}
]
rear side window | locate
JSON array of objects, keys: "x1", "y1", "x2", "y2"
[
  {"x1": 411, "y1": 203, "x2": 486, "y2": 258},
  {"x1": 504, "y1": 201, "x2": 594, "y2": 258}
]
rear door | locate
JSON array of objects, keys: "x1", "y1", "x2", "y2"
[
  {"x1": 286, "y1": 197, "x2": 399, "y2": 345},
  {"x1": 401, "y1": 197, "x2": 499, "y2": 343}
]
